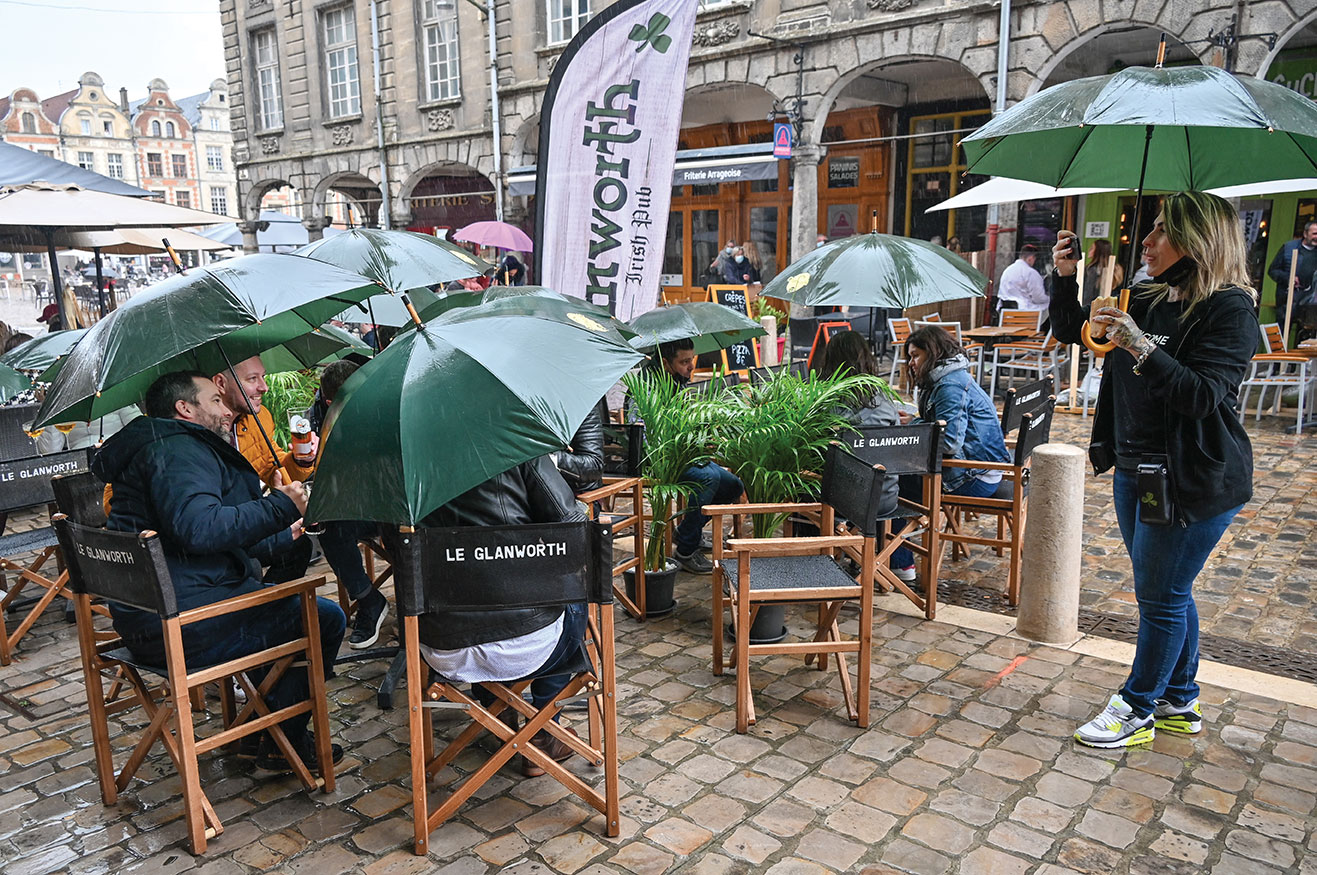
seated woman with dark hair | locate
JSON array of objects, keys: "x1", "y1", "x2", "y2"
[{"x1": 819, "y1": 331, "x2": 899, "y2": 430}]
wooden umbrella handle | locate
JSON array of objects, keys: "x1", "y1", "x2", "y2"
[{"x1": 1082, "y1": 285, "x2": 1131, "y2": 355}]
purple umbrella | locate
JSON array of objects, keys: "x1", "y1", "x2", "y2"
[{"x1": 453, "y1": 220, "x2": 533, "y2": 252}]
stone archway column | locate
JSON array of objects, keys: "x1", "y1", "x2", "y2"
[
  {"x1": 390, "y1": 204, "x2": 414, "y2": 230},
  {"x1": 302, "y1": 216, "x2": 331, "y2": 242},
  {"x1": 236, "y1": 221, "x2": 261, "y2": 254},
  {"x1": 788, "y1": 141, "x2": 824, "y2": 329}
]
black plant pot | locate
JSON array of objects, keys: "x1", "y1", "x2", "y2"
[
  {"x1": 726, "y1": 604, "x2": 788, "y2": 644},
  {"x1": 624, "y1": 560, "x2": 678, "y2": 618}
]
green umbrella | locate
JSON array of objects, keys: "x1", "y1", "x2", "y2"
[
  {"x1": 962, "y1": 62, "x2": 1317, "y2": 285},
  {"x1": 0, "y1": 363, "x2": 32, "y2": 403},
  {"x1": 415, "y1": 285, "x2": 636, "y2": 344},
  {"x1": 33, "y1": 253, "x2": 385, "y2": 428},
  {"x1": 0, "y1": 329, "x2": 86, "y2": 372},
  {"x1": 961, "y1": 64, "x2": 1317, "y2": 192},
  {"x1": 295, "y1": 228, "x2": 490, "y2": 293},
  {"x1": 36, "y1": 325, "x2": 370, "y2": 394},
  {"x1": 627, "y1": 301, "x2": 767, "y2": 355},
  {"x1": 306, "y1": 313, "x2": 645, "y2": 526},
  {"x1": 759, "y1": 232, "x2": 987, "y2": 309},
  {"x1": 258, "y1": 324, "x2": 371, "y2": 374}
]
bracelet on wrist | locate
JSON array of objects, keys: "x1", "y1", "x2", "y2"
[{"x1": 1131, "y1": 341, "x2": 1155, "y2": 375}]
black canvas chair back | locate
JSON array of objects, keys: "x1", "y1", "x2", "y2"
[
  {"x1": 1001, "y1": 377, "x2": 1054, "y2": 436},
  {"x1": 842, "y1": 422, "x2": 943, "y2": 477},
  {"x1": 53, "y1": 517, "x2": 176, "y2": 617},
  {"x1": 1013, "y1": 398, "x2": 1056, "y2": 466},
  {"x1": 0, "y1": 404, "x2": 41, "y2": 462},
  {"x1": 0, "y1": 448, "x2": 91, "y2": 514},
  {"x1": 602, "y1": 422, "x2": 643, "y2": 477},
  {"x1": 52, "y1": 470, "x2": 107, "y2": 527},
  {"x1": 396, "y1": 518, "x2": 620, "y2": 853},
  {"x1": 749, "y1": 364, "x2": 789, "y2": 385},
  {"x1": 392, "y1": 520, "x2": 613, "y2": 619},
  {"x1": 820, "y1": 444, "x2": 893, "y2": 537}
]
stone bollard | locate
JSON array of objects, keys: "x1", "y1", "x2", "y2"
[
  {"x1": 761, "y1": 316, "x2": 779, "y2": 366},
  {"x1": 1016, "y1": 443, "x2": 1085, "y2": 645}
]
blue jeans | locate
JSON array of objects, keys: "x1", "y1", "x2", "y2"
[
  {"x1": 890, "y1": 474, "x2": 998, "y2": 569},
  {"x1": 674, "y1": 462, "x2": 743, "y2": 555},
  {"x1": 129, "y1": 595, "x2": 346, "y2": 743},
  {"x1": 474, "y1": 603, "x2": 588, "y2": 713},
  {"x1": 1113, "y1": 469, "x2": 1240, "y2": 717},
  {"x1": 319, "y1": 520, "x2": 380, "y2": 601}
]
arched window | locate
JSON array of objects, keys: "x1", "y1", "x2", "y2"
[
  {"x1": 151, "y1": 120, "x2": 161, "y2": 137},
  {"x1": 21, "y1": 112, "x2": 36, "y2": 133},
  {"x1": 166, "y1": 121, "x2": 176, "y2": 138}
]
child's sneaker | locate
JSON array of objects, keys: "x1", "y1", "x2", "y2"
[
  {"x1": 1153, "y1": 697, "x2": 1202, "y2": 734},
  {"x1": 1074, "y1": 694, "x2": 1155, "y2": 748}
]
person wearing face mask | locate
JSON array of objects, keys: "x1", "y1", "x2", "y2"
[
  {"x1": 708, "y1": 239, "x2": 737, "y2": 285},
  {"x1": 724, "y1": 246, "x2": 760, "y2": 286},
  {"x1": 1050, "y1": 192, "x2": 1257, "y2": 749}
]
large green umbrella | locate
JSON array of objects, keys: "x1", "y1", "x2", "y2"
[
  {"x1": 961, "y1": 63, "x2": 1317, "y2": 285},
  {"x1": 295, "y1": 228, "x2": 490, "y2": 293},
  {"x1": 415, "y1": 285, "x2": 636, "y2": 344},
  {"x1": 36, "y1": 325, "x2": 370, "y2": 392},
  {"x1": 306, "y1": 313, "x2": 645, "y2": 526},
  {"x1": 0, "y1": 329, "x2": 86, "y2": 372},
  {"x1": 961, "y1": 64, "x2": 1317, "y2": 192},
  {"x1": 0, "y1": 364, "x2": 32, "y2": 403},
  {"x1": 34, "y1": 253, "x2": 385, "y2": 427},
  {"x1": 760, "y1": 232, "x2": 987, "y2": 309},
  {"x1": 627, "y1": 301, "x2": 767, "y2": 355}
]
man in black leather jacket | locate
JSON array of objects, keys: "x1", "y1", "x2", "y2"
[{"x1": 418, "y1": 454, "x2": 588, "y2": 777}]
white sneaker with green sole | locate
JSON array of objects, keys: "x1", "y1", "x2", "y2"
[
  {"x1": 1153, "y1": 697, "x2": 1202, "y2": 734},
  {"x1": 1074, "y1": 694, "x2": 1155, "y2": 748}
]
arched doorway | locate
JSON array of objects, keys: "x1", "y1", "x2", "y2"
[
  {"x1": 402, "y1": 163, "x2": 496, "y2": 242},
  {"x1": 315, "y1": 172, "x2": 384, "y2": 229},
  {"x1": 816, "y1": 57, "x2": 992, "y2": 252}
]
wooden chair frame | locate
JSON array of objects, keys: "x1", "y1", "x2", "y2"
[
  {"x1": 940, "y1": 400, "x2": 1055, "y2": 606},
  {"x1": 53, "y1": 515, "x2": 335, "y2": 855},
  {"x1": 1238, "y1": 322, "x2": 1315, "y2": 433},
  {"x1": 706, "y1": 446, "x2": 888, "y2": 733},
  {"x1": 0, "y1": 449, "x2": 96, "y2": 665},
  {"x1": 394, "y1": 521, "x2": 620, "y2": 855}
]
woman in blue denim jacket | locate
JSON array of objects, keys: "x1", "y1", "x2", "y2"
[
  {"x1": 884, "y1": 326, "x2": 1011, "y2": 579},
  {"x1": 906, "y1": 326, "x2": 1011, "y2": 496}
]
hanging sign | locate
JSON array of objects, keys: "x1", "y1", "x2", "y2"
[{"x1": 773, "y1": 123, "x2": 793, "y2": 159}]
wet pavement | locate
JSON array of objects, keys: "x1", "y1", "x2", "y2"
[{"x1": 1, "y1": 408, "x2": 1315, "y2": 873}]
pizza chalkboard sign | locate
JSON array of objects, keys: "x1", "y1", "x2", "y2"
[{"x1": 707, "y1": 284, "x2": 761, "y2": 374}]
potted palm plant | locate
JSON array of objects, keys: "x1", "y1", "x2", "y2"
[
  {"x1": 620, "y1": 369, "x2": 718, "y2": 616},
  {"x1": 714, "y1": 368, "x2": 888, "y2": 640}
]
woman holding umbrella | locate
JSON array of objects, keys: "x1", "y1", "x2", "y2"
[{"x1": 1051, "y1": 192, "x2": 1257, "y2": 748}]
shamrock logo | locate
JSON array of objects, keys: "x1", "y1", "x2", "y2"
[
  {"x1": 1139, "y1": 492, "x2": 1158, "y2": 507},
  {"x1": 628, "y1": 12, "x2": 672, "y2": 53}
]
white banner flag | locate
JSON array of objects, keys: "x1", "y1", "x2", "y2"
[{"x1": 534, "y1": 0, "x2": 698, "y2": 322}]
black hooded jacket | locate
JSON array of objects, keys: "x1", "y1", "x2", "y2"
[
  {"x1": 1049, "y1": 271, "x2": 1255, "y2": 522},
  {"x1": 91, "y1": 416, "x2": 300, "y2": 645}
]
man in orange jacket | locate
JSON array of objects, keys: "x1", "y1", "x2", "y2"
[{"x1": 213, "y1": 355, "x2": 319, "y2": 583}]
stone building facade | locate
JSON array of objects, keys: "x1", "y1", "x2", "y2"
[{"x1": 221, "y1": 0, "x2": 1317, "y2": 310}]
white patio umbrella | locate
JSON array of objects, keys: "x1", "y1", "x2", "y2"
[
  {"x1": 60, "y1": 226, "x2": 234, "y2": 255},
  {"x1": 925, "y1": 176, "x2": 1122, "y2": 212},
  {"x1": 0, "y1": 182, "x2": 232, "y2": 326}
]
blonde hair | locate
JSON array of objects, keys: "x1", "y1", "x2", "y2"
[
  {"x1": 1144, "y1": 191, "x2": 1256, "y2": 319},
  {"x1": 742, "y1": 240, "x2": 763, "y2": 271}
]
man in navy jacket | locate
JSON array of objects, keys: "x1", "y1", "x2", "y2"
[{"x1": 92, "y1": 371, "x2": 345, "y2": 769}]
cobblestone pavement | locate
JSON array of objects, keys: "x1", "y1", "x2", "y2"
[{"x1": 3, "y1": 511, "x2": 1316, "y2": 872}]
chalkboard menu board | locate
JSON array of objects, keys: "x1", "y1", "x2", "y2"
[{"x1": 707, "y1": 284, "x2": 760, "y2": 373}]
